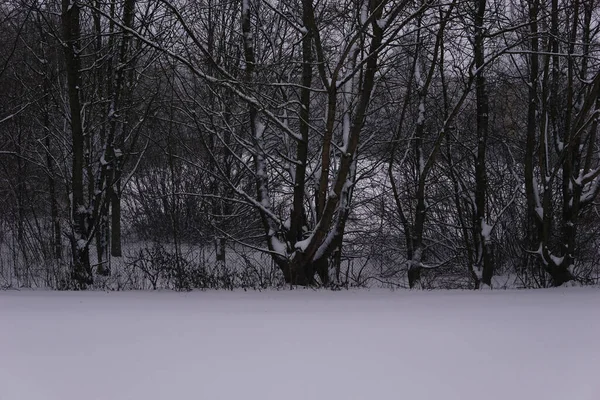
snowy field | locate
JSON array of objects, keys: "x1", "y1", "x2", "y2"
[{"x1": 1, "y1": 289, "x2": 599, "y2": 400}]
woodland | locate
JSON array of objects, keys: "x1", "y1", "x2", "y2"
[{"x1": 1, "y1": 0, "x2": 600, "y2": 290}]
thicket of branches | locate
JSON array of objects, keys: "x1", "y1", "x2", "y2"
[{"x1": 1, "y1": 0, "x2": 600, "y2": 290}]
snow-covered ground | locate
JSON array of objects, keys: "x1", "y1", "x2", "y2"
[{"x1": 1, "y1": 289, "x2": 598, "y2": 400}]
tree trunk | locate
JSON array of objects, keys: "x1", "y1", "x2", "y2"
[
  {"x1": 474, "y1": 0, "x2": 493, "y2": 287},
  {"x1": 62, "y1": 0, "x2": 92, "y2": 288},
  {"x1": 523, "y1": 0, "x2": 542, "y2": 285}
]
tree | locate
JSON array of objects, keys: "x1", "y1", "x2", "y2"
[
  {"x1": 523, "y1": 0, "x2": 600, "y2": 286},
  {"x1": 62, "y1": 0, "x2": 93, "y2": 287}
]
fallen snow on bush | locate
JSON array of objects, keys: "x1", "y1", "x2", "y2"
[{"x1": 1, "y1": 288, "x2": 598, "y2": 400}]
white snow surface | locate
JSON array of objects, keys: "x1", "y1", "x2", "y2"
[{"x1": 1, "y1": 289, "x2": 599, "y2": 400}]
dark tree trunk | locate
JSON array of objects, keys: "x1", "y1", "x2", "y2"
[
  {"x1": 110, "y1": 170, "x2": 122, "y2": 257},
  {"x1": 523, "y1": 0, "x2": 541, "y2": 284},
  {"x1": 62, "y1": 0, "x2": 92, "y2": 288},
  {"x1": 474, "y1": 0, "x2": 493, "y2": 287}
]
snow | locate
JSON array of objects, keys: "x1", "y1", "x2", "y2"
[
  {"x1": 314, "y1": 227, "x2": 337, "y2": 260},
  {"x1": 76, "y1": 205, "x2": 87, "y2": 214},
  {"x1": 481, "y1": 220, "x2": 492, "y2": 241},
  {"x1": 294, "y1": 235, "x2": 312, "y2": 252},
  {"x1": 533, "y1": 176, "x2": 543, "y2": 219},
  {"x1": 535, "y1": 206, "x2": 544, "y2": 219},
  {"x1": 417, "y1": 100, "x2": 425, "y2": 125},
  {"x1": 340, "y1": 43, "x2": 357, "y2": 154},
  {"x1": 473, "y1": 265, "x2": 483, "y2": 280},
  {"x1": 255, "y1": 120, "x2": 265, "y2": 140},
  {"x1": 76, "y1": 238, "x2": 86, "y2": 250},
  {"x1": 1, "y1": 289, "x2": 599, "y2": 400},
  {"x1": 360, "y1": 1, "x2": 368, "y2": 25},
  {"x1": 269, "y1": 235, "x2": 287, "y2": 255},
  {"x1": 341, "y1": 107, "x2": 351, "y2": 153},
  {"x1": 581, "y1": 179, "x2": 599, "y2": 204},
  {"x1": 550, "y1": 254, "x2": 564, "y2": 266},
  {"x1": 579, "y1": 167, "x2": 600, "y2": 185},
  {"x1": 313, "y1": 166, "x2": 322, "y2": 183}
]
